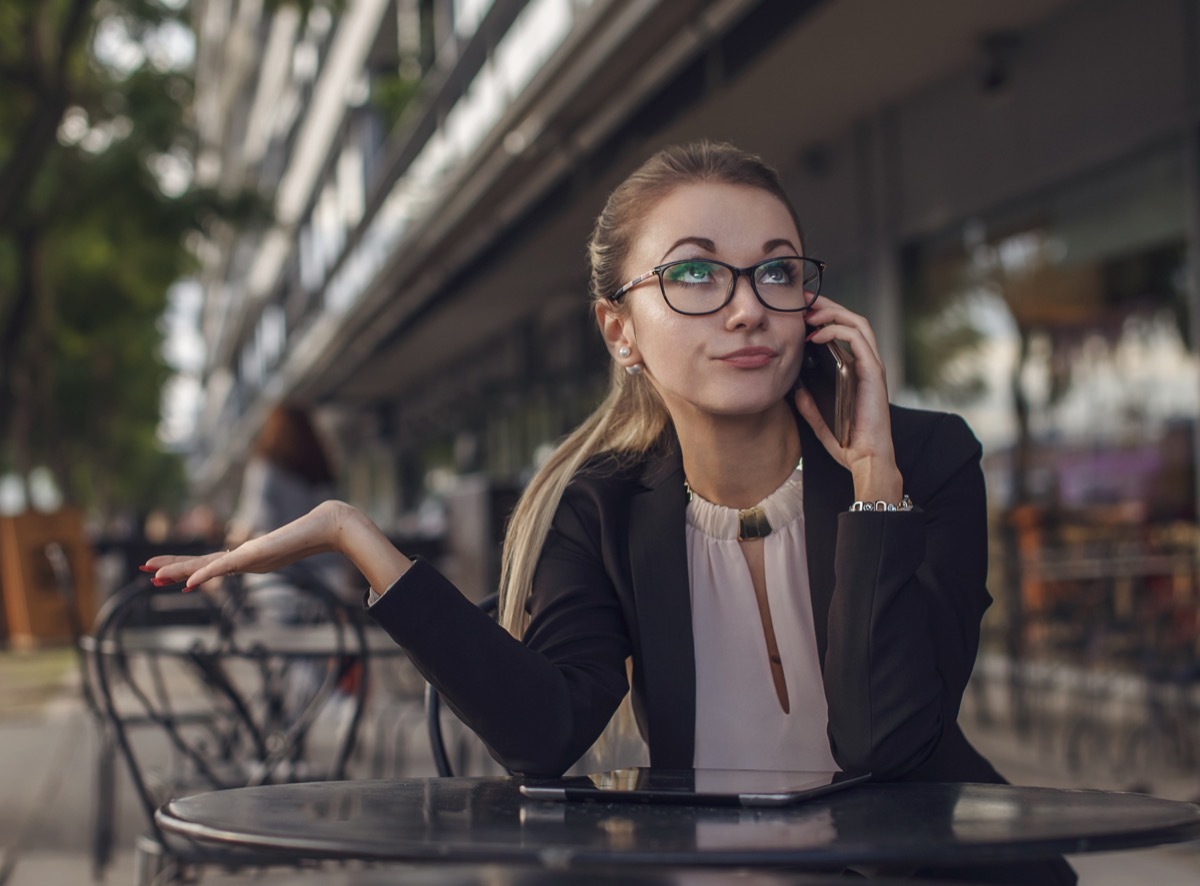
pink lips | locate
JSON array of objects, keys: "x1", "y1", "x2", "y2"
[{"x1": 716, "y1": 346, "x2": 777, "y2": 368}]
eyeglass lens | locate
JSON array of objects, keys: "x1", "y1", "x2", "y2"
[{"x1": 659, "y1": 258, "x2": 820, "y2": 314}]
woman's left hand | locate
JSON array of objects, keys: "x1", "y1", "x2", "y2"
[
  {"x1": 793, "y1": 296, "x2": 903, "y2": 503},
  {"x1": 143, "y1": 500, "x2": 352, "y2": 591}
]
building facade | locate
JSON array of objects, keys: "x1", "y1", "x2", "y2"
[{"x1": 188, "y1": 0, "x2": 1200, "y2": 656}]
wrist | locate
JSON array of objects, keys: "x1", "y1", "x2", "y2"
[
  {"x1": 335, "y1": 503, "x2": 413, "y2": 594},
  {"x1": 329, "y1": 501, "x2": 365, "y2": 554},
  {"x1": 850, "y1": 459, "x2": 903, "y2": 504}
]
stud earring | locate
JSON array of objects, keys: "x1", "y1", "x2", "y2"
[
  {"x1": 625, "y1": 364, "x2": 643, "y2": 376},
  {"x1": 617, "y1": 346, "x2": 631, "y2": 359}
]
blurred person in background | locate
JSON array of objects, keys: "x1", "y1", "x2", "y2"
[
  {"x1": 226, "y1": 403, "x2": 348, "y2": 624},
  {"x1": 149, "y1": 143, "x2": 1073, "y2": 884}
]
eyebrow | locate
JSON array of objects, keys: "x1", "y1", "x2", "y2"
[
  {"x1": 660, "y1": 236, "x2": 801, "y2": 262},
  {"x1": 661, "y1": 237, "x2": 715, "y2": 261},
  {"x1": 763, "y1": 238, "x2": 801, "y2": 254}
]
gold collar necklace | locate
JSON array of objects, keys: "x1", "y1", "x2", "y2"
[{"x1": 684, "y1": 457, "x2": 803, "y2": 542}]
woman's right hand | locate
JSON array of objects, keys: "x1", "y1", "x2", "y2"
[
  {"x1": 144, "y1": 500, "x2": 413, "y2": 593},
  {"x1": 793, "y1": 296, "x2": 903, "y2": 504}
]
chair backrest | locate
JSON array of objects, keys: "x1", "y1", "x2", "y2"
[
  {"x1": 425, "y1": 592, "x2": 501, "y2": 777},
  {"x1": 90, "y1": 572, "x2": 370, "y2": 844}
]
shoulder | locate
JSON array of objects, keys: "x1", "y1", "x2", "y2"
[
  {"x1": 550, "y1": 448, "x2": 665, "y2": 533},
  {"x1": 534, "y1": 453, "x2": 649, "y2": 565},
  {"x1": 889, "y1": 404, "x2": 983, "y2": 498},
  {"x1": 890, "y1": 405, "x2": 980, "y2": 457},
  {"x1": 575, "y1": 450, "x2": 646, "y2": 483},
  {"x1": 561, "y1": 451, "x2": 647, "y2": 512}
]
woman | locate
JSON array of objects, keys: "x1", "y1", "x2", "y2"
[{"x1": 148, "y1": 142, "x2": 1072, "y2": 883}]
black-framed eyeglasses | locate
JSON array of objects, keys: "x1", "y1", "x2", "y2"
[{"x1": 609, "y1": 256, "x2": 825, "y2": 316}]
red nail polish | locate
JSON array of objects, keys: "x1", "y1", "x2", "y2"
[
  {"x1": 138, "y1": 565, "x2": 156, "y2": 573},
  {"x1": 151, "y1": 577, "x2": 173, "y2": 587}
]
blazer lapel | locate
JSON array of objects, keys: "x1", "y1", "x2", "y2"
[
  {"x1": 627, "y1": 443, "x2": 695, "y2": 768},
  {"x1": 800, "y1": 418, "x2": 854, "y2": 665}
]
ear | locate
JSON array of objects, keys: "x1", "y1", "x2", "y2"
[{"x1": 595, "y1": 300, "x2": 638, "y2": 364}]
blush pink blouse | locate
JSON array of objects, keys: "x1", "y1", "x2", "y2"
[{"x1": 685, "y1": 463, "x2": 839, "y2": 771}]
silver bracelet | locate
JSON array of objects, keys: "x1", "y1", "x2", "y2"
[{"x1": 849, "y1": 495, "x2": 913, "y2": 513}]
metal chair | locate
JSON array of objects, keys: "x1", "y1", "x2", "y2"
[
  {"x1": 425, "y1": 592, "x2": 502, "y2": 777},
  {"x1": 89, "y1": 570, "x2": 369, "y2": 884}
]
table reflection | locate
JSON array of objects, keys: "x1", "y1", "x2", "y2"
[{"x1": 160, "y1": 777, "x2": 1200, "y2": 870}]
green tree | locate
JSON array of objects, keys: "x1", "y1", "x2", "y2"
[{"x1": 0, "y1": 0, "x2": 258, "y2": 517}]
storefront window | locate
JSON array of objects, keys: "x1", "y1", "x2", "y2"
[{"x1": 901, "y1": 143, "x2": 1198, "y2": 674}]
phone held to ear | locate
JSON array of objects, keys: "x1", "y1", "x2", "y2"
[{"x1": 795, "y1": 338, "x2": 856, "y2": 447}]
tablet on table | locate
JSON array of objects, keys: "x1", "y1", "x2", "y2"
[{"x1": 518, "y1": 768, "x2": 870, "y2": 807}]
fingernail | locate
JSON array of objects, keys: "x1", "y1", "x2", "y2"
[
  {"x1": 151, "y1": 577, "x2": 174, "y2": 587},
  {"x1": 138, "y1": 565, "x2": 156, "y2": 573}
]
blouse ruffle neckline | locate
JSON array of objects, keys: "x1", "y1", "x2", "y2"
[{"x1": 685, "y1": 461, "x2": 804, "y2": 540}]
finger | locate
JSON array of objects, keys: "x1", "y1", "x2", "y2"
[
  {"x1": 806, "y1": 295, "x2": 862, "y2": 328},
  {"x1": 181, "y1": 554, "x2": 237, "y2": 591},
  {"x1": 184, "y1": 537, "x2": 290, "y2": 589},
  {"x1": 806, "y1": 302, "x2": 880, "y2": 357},
  {"x1": 142, "y1": 553, "x2": 210, "y2": 570},
  {"x1": 149, "y1": 552, "x2": 228, "y2": 588},
  {"x1": 808, "y1": 314, "x2": 880, "y2": 364},
  {"x1": 806, "y1": 322, "x2": 884, "y2": 379}
]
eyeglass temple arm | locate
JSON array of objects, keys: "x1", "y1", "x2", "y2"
[{"x1": 610, "y1": 270, "x2": 658, "y2": 302}]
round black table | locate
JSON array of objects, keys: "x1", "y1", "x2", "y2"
[{"x1": 156, "y1": 776, "x2": 1200, "y2": 871}]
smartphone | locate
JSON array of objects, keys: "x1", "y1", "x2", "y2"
[{"x1": 796, "y1": 338, "x2": 856, "y2": 447}]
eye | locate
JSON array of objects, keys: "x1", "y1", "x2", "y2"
[
  {"x1": 755, "y1": 259, "x2": 796, "y2": 286},
  {"x1": 663, "y1": 260, "x2": 718, "y2": 285}
]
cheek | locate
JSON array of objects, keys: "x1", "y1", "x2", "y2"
[
  {"x1": 625, "y1": 297, "x2": 684, "y2": 355},
  {"x1": 637, "y1": 317, "x2": 702, "y2": 373}
]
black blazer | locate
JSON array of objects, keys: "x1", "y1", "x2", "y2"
[{"x1": 373, "y1": 403, "x2": 1002, "y2": 782}]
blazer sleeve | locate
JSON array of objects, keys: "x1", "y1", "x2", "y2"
[
  {"x1": 367, "y1": 478, "x2": 632, "y2": 777},
  {"x1": 823, "y1": 411, "x2": 991, "y2": 780}
]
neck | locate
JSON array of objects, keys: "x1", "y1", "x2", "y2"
[{"x1": 675, "y1": 402, "x2": 800, "y2": 509}]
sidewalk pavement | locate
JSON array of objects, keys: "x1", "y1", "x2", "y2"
[{"x1": 0, "y1": 648, "x2": 1198, "y2": 885}]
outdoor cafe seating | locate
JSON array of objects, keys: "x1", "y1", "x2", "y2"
[
  {"x1": 150, "y1": 581, "x2": 1200, "y2": 884},
  {"x1": 61, "y1": 538, "x2": 1200, "y2": 885},
  {"x1": 85, "y1": 569, "x2": 371, "y2": 884}
]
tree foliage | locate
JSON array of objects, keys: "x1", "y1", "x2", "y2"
[{"x1": 0, "y1": 0, "x2": 258, "y2": 518}]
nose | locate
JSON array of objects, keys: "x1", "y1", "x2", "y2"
[{"x1": 723, "y1": 273, "x2": 768, "y2": 329}]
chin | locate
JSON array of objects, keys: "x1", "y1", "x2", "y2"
[
  {"x1": 700, "y1": 390, "x2": 791, "y2": 418},
  {"x1": 655, "y1": 376, "x2": 793, "y2": 421}
]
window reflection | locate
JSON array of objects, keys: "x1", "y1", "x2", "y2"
[{"x1": 901, "y1": 144, "x2": 1198, "y2": 719}]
